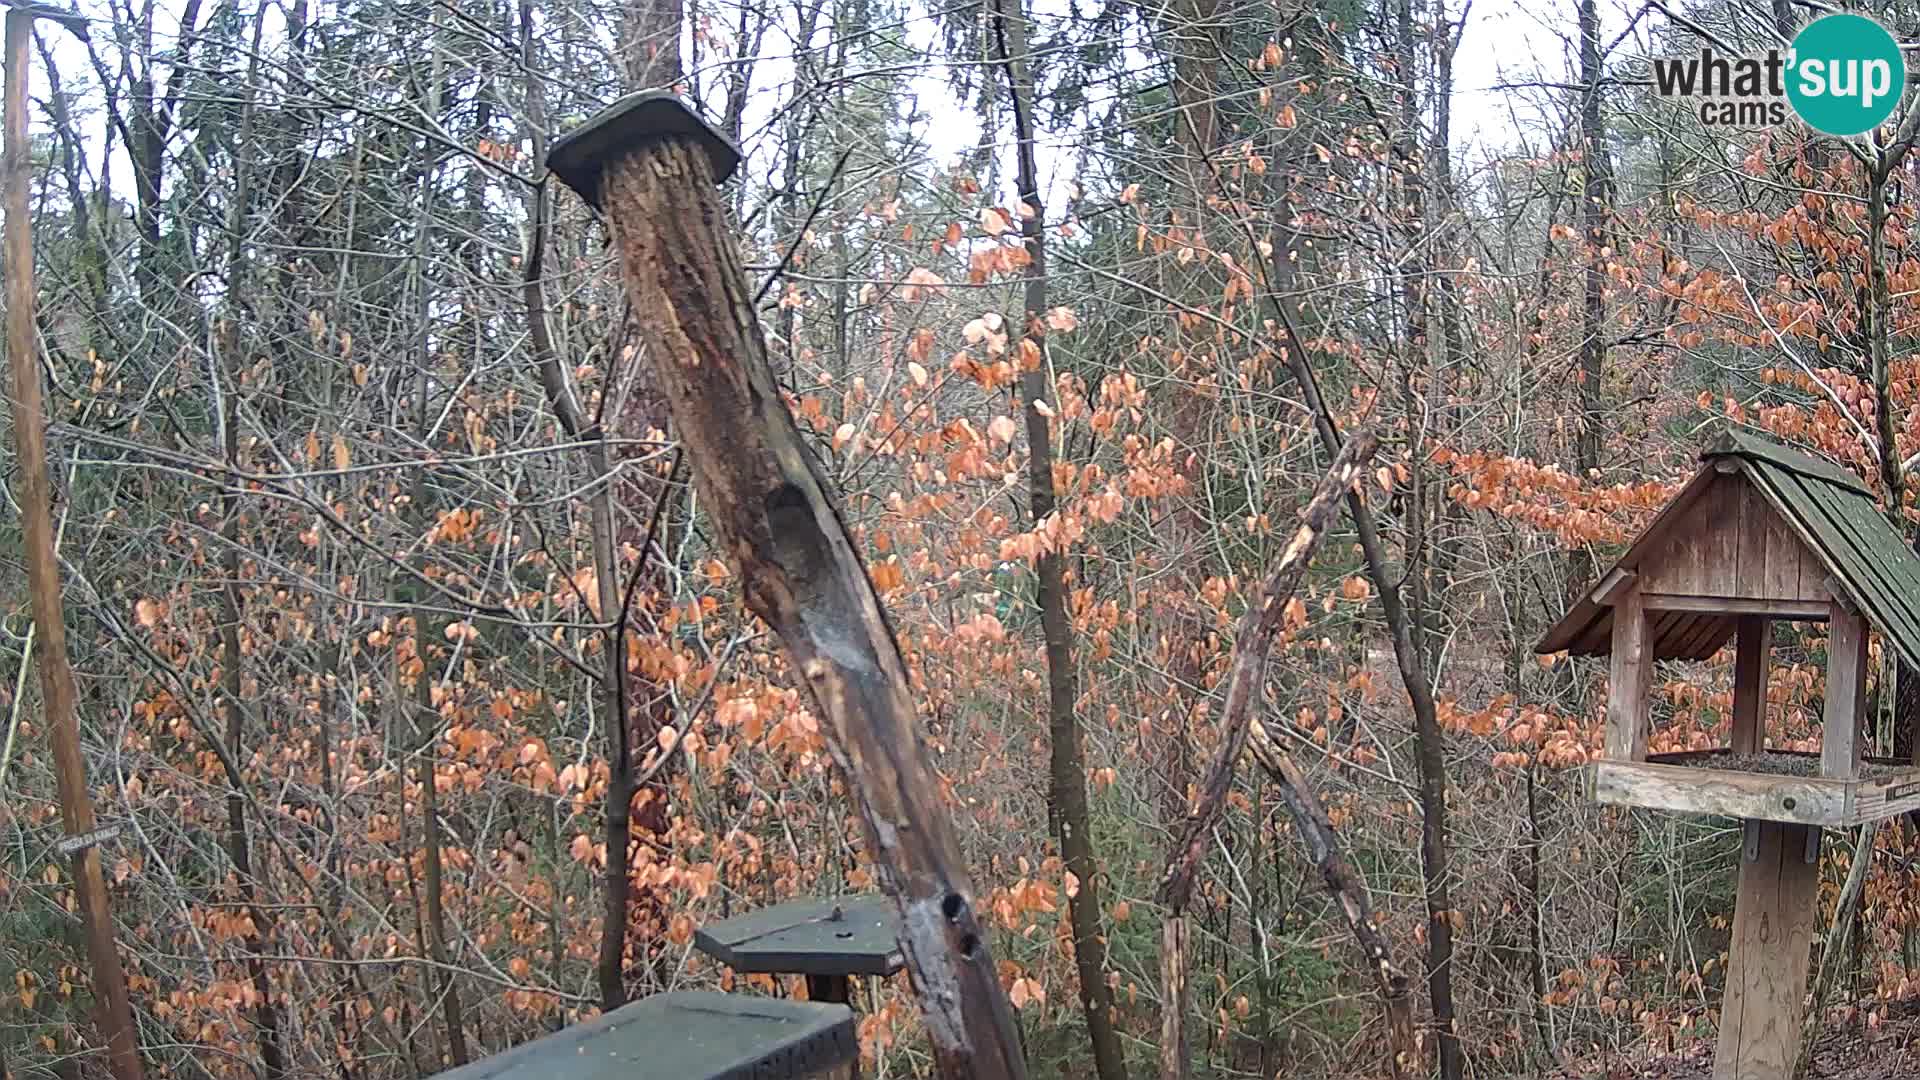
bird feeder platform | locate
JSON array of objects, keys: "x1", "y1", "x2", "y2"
[
  {"x1": 695, "y1": 895, "x2": 904, "y2": 1004},
  {"x1": 429, "y1": 990, "x2": 855, "y2": 1080},
  {"x1": 1588, "y1": 750, "x2": 1920, "y2": 828},
  {"x1": 1539, "y1": 430, "x2": 1920, "y2": 1080}
]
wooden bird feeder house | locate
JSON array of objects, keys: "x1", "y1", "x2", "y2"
[{"x1": 1539, "y1": 430, "x2": 1920, "y2": 1079}]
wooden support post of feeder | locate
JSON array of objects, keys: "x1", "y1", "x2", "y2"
[
  {"x1": 545, "y1": 93, "x2": 1026, "y2": 1080},
  {"x1": 1716, "y1": 817, "x2": 1821, "y2": 1080},
  {"x1": 1708, "y1": 597, "x2": 1869, "y2": 1078},
  {"x1": 1824, "y1": 603, "x2": 1868, "y2": 780},
  {"x1": 1711, "y1": 591, "x2": 1865, "y2": 1080},
  {"x1": 1731, "y1": 616, "x2": 1769, "y2": 755},
  {"x1": 1604, "y1": 582, "x2": 1650, "y2": 762}
]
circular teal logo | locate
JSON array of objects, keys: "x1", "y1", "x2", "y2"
[{"x1": 1787, "y1": 14, "x2": 1906, "y2": 137}]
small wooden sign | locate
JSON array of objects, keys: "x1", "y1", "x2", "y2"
[
  {"x1": 56, "y1": 823, "x2": 120, "y2": 857},
  {"x1": 1886, "y1": 781, "x2": 1920, "y2": 803}
]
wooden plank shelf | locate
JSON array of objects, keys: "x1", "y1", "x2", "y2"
[
  {"x1": 1586, "y1": 755, "x2": 1920, "y2": 827},
  {"x1": 695, "y1": 895, "x2": 903, "y2": 1008}
]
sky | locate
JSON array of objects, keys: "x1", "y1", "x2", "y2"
[
  {"x1": 810, "y1": 0, "x2": 1643, "y2": 213},
  {"x1": 21, "y1": 0, "x2": 1644, "y2": 233}
]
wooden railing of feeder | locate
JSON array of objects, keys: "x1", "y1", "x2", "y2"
[
  {"x1": 545, "y1": 93, "x2": 1026, "y2": 1080},
  {"x1": 1538, "y1": 430, "x2": 1920, "y2": 1080}
]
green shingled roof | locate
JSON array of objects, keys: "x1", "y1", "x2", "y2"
[
  {"x1": 1708, "y1": 430, "x2": 1920, "y2": 671},
  {"x1": 1537, "y1": 430, "x2": 1920, "y2": 672}
]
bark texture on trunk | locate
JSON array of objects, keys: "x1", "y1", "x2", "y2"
[
  {"x1": 587, "y1": 136, "x2": 1027, "y2": 1080},
  {"x1": 1571, "y1": 0, "x2": 1612, "y2": 597},
  {"x1": 623, "y1": 0, "x2": 683, "y2": 88}
]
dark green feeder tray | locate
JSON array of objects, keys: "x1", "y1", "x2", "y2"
[
  {"x1": 547, "y1": 90, "x2": 741, "y2": 209},
  {"x1": 695, "y1": 896, "x2": 904, "y2": 1004},
  {"x1": 430, "y1": 990, "x2": 853, "y2": 1080}
]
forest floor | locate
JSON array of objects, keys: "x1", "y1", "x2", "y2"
[{"x1": 1545, "y1": 1001, "x2": 1920, "y2": 1078}]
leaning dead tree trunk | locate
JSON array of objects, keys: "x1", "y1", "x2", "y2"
[
  {"x1": 4, "y1": 11, "x2": 144, "y2": 1080},
  {"x1": 1154, "y1": 431, "x2": 1387, "y2": 1080},
  {"x1": 1244, "y1": 714, "x2": 1416, "y2": 1071},
  {"x1": 547, "y1": 94, "x2": 1027, "y2": 1080}
]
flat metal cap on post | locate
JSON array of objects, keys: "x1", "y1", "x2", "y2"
[
  {"x1": 694, "y1": 896, "x2": 905, "y2": 979},
  {"x1": 546, "y1": 91, "x2": 741, "y2": 209}
]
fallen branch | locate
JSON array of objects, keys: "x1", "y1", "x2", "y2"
[
  {"x1": 1154, "y1": 429, "x2": 1382, "y2": 1080},
  {"x1": 1246, "y1": 713, "x2": 1416, "y2": 1072}
]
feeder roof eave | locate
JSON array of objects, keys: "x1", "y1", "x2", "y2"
[
  {"x1": 1532, "y1": 465, "x2": 1719, "y2": 659},
  {"x1": 1534, "y1": 430, "x2": 1920, "y2": 672}
]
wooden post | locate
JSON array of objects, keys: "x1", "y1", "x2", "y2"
[
  {"x1": 806, "y1": 974, "x2": 851, "y2": 1006},
  {"x1": 806, "y1": 976, "x2": 858, "y2": 1080},
  {"x1": 1731, "y1": 616, "x2": 1770, "y2": 754},
  {"x1": 1824, "y1": 605, "x2": 1868, "y2": 779},
  {"x1": 1714, "y1": 820, "x2": 1820, "y2": 1080},
  {"x1": 2, "y1": 11, "x2": 143, "y2": 1080},
  {"x1": 1605, "y1": 588, "x2": 1651, "y2": 761},
  {"x1": 546, "y1": 94, "x2": 1026, "y2": 1080}
]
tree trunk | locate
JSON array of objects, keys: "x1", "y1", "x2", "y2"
[
  {"x1": 1158, "y1": 916, "x2": 1189, "y2": 1080},
  {"x1": 570, "y1": 127, "x2": 1028, "y2": 1080},
  {"x1": 589, "y1": 433, "x2": 637, "y2": 1011},
  {"x1": 1394, "y1": 4, "x2": 1466, "y2": 1074},
  {"x1": 522, "y1": 6, "x2": 678, "y2": 1008},
  {"x1": 987, "y1": 2, "x2": 1128, "y2": 1077},
  {"x1": 213, "y1": 16, "x2": 289, "y2": 1071},
  {"x1": 1797, "y1": 824, "x2": 1878, "y2": 1078},
  {"x1": 1864, "y1": 106, "x2": 1920, "y2": 791},
  {"x1": 218, "y1": 464, "x2": 288, "y2": 1080},
  {"x1": 1571, "y1": 0, "x2": 1612, "y2": 595},
  {"x1": 409, "y1": 19, "x2": 466, "y2": 1062},
  {"x1": 1870, "y1": 162, "x2": 1898, "y2": 510},
  {"x1": 3, "y1": 13, "x2": 144, "y2": 1080},
  {"x1": 608, "y1": 0, "x2": 688, "y2": 996},
  {"x1": 622, "y1": 0, "x2": 683, "y2": 88},
  {"x1": 1261, "y1": 242, "x2": 1463, "y2": 1080}
]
